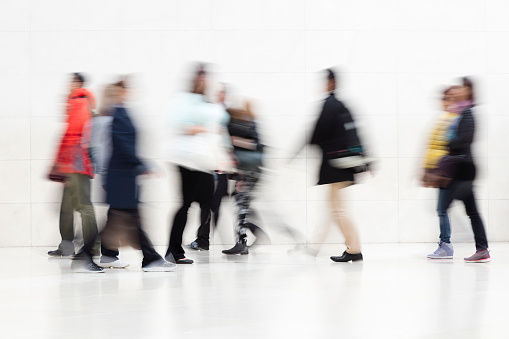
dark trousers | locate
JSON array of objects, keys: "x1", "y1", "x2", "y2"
[
  {"x1": 196, "y1": 173, "x2": 229, "y2": 242},
  {"x1": 99, "y1": 208, "x2": 163, "y2": 267},
  {"x1": 59, "y1": 173, "x2": 99, "y2": 256},
  {"x1": 440, "y1": 181, "x2": 488, "y2": 251},
  {"x1": 167, "y1": 167, "x2": 214, "y2": 259}
]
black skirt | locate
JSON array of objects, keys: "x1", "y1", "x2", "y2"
[{"x1": 317, "y1": 156, "x2": 355, "y2": 185}]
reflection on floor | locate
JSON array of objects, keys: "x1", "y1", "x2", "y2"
[{"x1": 0, "y1": 243, "x2": 507, "y2": 339}]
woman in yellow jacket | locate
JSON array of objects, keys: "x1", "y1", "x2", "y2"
[{"x1": 422, "y1": 86, "x2": 460, "y2": 259}]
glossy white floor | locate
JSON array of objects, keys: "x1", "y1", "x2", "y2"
[{"x1": 1, "y1": 243, "x2": 508, "y2": 339}]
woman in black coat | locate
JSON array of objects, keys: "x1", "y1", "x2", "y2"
[
  {"x1": 433, "y1": 78, "x2": 490, "y2": 263},
  {"x1": 309, "y1": 69, "x2": 363, "y2": 263},
  {"x1": 98, "y1": 80, "x2": 176, "y2": 272}
]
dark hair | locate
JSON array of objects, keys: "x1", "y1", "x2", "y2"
[
  {"x1": 191, "y1": 63, "x2": 207, "y2": 93},
  {"x1": 113, "y1": 80, "x2": 126, "y2": 89},
  {"x1": 196, "y1": 64, "x2": 206, "y2": 77},
  {"x1": 113, "y1": 75, "x2": 129, "y2": 89},
  {"x1": 325, "y1": 68, "x2": 337, "y2": 90},
  {"x1": 73, "y1": 72, "x2": 85, "y2": 85},
  {"x1": 326, "y1": 68, "x2": 335, "y2": 81},
  {"x1": 462, "y1": 76, "x2": 475, "y2": 105}
]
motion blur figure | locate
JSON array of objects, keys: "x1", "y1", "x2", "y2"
[
  {"x1": 166, "y1": 65, "x2": 231, "y2": 263},
  {"x1": 309, "y1": 69, "x2": 365, "y2": 262},
  {"x1": 90, "y1": 84, "x2": 116, "y2": 185},
  {"x1": 424, "y1": 78, "x2": 490, "y2": 263},
  {"x1": 222, "y1": 100, "x2": 266, "y2": 255},
  {"x1": 189, "y1": 83, "x2": 231, "y2": 250},
  {"x1": 422, "y1": 86, "x2": 460, "y2": 259},
  {"x1": 47, "y1": 73, "x2": 100, "y2": 260},
  {"x1": 88, "y1": 79, "x2": 176, "y2": 272}
]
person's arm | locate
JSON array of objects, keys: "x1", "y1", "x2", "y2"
[{"x1": 231, "y1": 136, "x2": 257, "y2": 150}]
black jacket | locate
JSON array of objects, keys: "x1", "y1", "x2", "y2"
[
  {"x1": 310, "y1": 93, "x2": 356, "y2": 185},
  {"x1": 106, "y1": 106, "x2": 147, "y2": 209},
  {"x1": 448, "y1": 106, "x2": 476, "y2": 181}
]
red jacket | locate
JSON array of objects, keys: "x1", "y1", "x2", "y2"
[{"x1": 54, "y1": 88, "x2": 95, "y2": 177}]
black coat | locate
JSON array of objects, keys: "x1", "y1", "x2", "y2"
[
  {"x1": 310, "y1": 93, "x2": 355, "y2": 185},
  {"x1": 106, "y1": 106, "x2": 147, "y2": 209},
  {"x1": 448, "y1": 106, "x2": 476, "y2": 181}
]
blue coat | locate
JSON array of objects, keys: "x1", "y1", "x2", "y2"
[{"x1": 106, "y1": 106, "x2": 147, "y2": 209}]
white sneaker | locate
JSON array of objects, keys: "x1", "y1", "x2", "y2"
[
  {"x1": 142, "y1": 260, "x2": 176, "y2": 272},
  {"x1": 98, "y1": 256, "x2": 130, "y2": 268}
]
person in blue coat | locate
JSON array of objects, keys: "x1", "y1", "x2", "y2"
[{"x1": 95, "y1": 79, "x2": 176, "y2": 272}]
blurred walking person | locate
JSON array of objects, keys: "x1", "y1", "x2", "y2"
[
  {"x1": 222, "y1": 100, "x2": 266, "y2": 255},
  {"x1": 309, "y1": 69, "x2": 370, "y2": 262},
  {"x1": 166, "y1": 65, "x2": 231, "y2": 264},
  {"x1": 189, "y1": 83, "x2": 231, "y2": 250},
  {"x1": 87, "y1": 79, "x2": 176, "y2": 272},
  {"x1": 424, "y1": 78, "x2": 490, "y2": 262},
  {"x1": 422, "y1": 86, "x2": 460, "y2": 259},
  {"x1": 90, "y1": 84, "x2": 116, "y2": 186},
  {"x1": 47, "y1": 73, "x2": 100, "y2": 259}
]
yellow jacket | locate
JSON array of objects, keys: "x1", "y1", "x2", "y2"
[{"x1": 423, "y1": 111, "x2": 459, "y2": 169}]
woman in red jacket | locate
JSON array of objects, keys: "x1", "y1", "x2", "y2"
[{"x1": 48, "y1": 73, "x2": 102, "y2": 273}]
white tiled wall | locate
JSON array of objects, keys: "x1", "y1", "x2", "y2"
[{"x1": 1, "y1": 1, "x2": 508, "y2": 247}]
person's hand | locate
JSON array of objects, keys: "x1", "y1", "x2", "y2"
[
  {"x1": 187, "y1": 125, "x2": 207, "y2": 135},
  {"x1": 141, "y1": 169, "x2": 164, "y2": 178}
]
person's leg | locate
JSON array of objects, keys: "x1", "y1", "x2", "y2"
[
  {"x1": 195, "y1": 172, "x2": 215, "y2": 247},
  {"x1": 210, "y1": 174, "x2": 228, "y2": 228},
  {"x1": 56, "y1": 175, "x2": 76, "y2": 255},
  {"x1": 223, "y1": 172, "x2": 259, "y2": 255},
  {"x1": 427, "y1": 186, "x2": 455, "y2": 259},
  {"x1": 329, "y1": 181, "x2": 361, "y2": 254},
  {"x1": 234, "y1": 174, "x2": 256, "y2": 243},
  {"x1": 118, "y1": 208, "x2": 164, "y2": 267},
  {"x1": 461, "y1": 187, "x2": 488, "y2": 251},
  {"x1": 75, "y1": 174, "x2": 99, "y2": 258},
  {"x1": 167, "y1": 167, "x2": 197, "y2": 259},
  {"x1": 100, "y1": 208, "x2": 120, "y2": 258},
  {"x1": 437, "y1": 188, "x2": 454, "y2": 243}
]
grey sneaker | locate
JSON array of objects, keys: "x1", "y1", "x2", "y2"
[
  {"x1": 48, "y1": 248, "x2": 75, "y2": 258},
  {"x1": 142, "y1": 260, "x2": 177, "y2": 272},
  {"x1": 464, "y1": 249, "x2": 491, "y2": 263},
  {"x1": 427, "y1": 242, "x2": 454, "y2": 259}
]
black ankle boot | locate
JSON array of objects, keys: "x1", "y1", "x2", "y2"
[{"x1": 222, "y1": 239, "x2": 249, "y2": 255}]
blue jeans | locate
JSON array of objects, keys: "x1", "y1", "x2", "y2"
[{"x1": 437, "y1": 188, "x2": 453, "y2": 243}]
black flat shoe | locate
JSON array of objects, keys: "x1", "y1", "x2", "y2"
[
  {"x1": 330, "y1": 251, "x2": 363, "y2": 262},
  {"x1": 175, "y1": 258, "x2": 194, "y2": 264}
]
